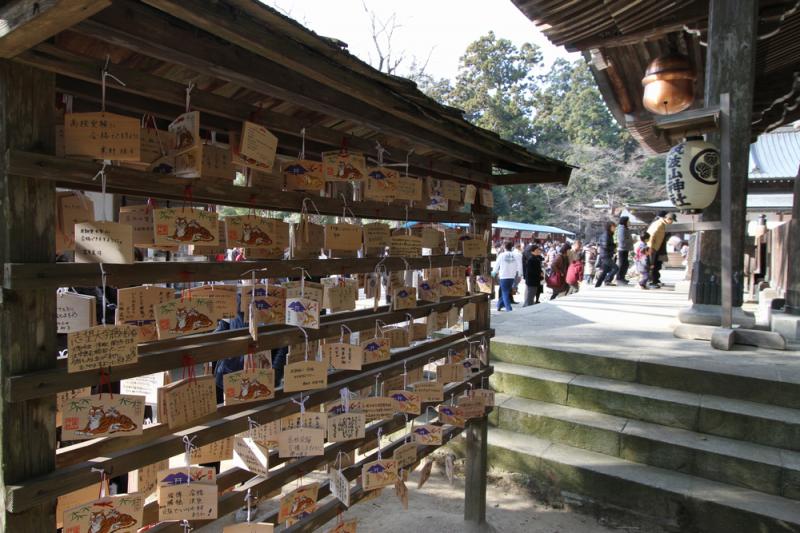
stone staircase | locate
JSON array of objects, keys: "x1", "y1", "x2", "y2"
[{"x1": 484, "y1": 341, "x2": 800, "y2": 533}]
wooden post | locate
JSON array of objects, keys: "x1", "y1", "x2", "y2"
[
  {"x1": 719, "y1": 93, "x2": 733, "y2": 328},
  {"x1": 704, "y1": 0, "x2": 758, "y2": 324},
  {"x1": 0, "y1": 60, "x2": 57, "y2": 532},
  {"x1": 785, "y1": 164, "x2": 800, "y2": 315}
]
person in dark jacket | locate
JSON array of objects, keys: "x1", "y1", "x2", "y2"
[
  {"x1": 548, "y1": 244, "x2": 570, "y2": 300},
  {"x1": 522, "y1": 244, "x2": 544, "y2": 306},
  {"x1": 594, "y1": 221, "x2": 620, "y2": 288},
  {"x1": 615, "y1": 215, "x2": 633, "y2": 284}
]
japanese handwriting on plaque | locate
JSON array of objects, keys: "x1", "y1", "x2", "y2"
[
  {"x1": 223, "y1": 368, "x2": 275, "y2": 405},
  {"x1": 395, "y1": 176, "x2": 423, "y2": 202},
  {"x1": 61, "y1": 393, "x2": 144, "y2": 441},
  {"x1": 153, "y1": 208, "x2": 220, "y2": 247},
  {"x1": 116, "y1": 286, "x2": 174, "y2": 323},
  {"x1": 393, "y1": 442, "x2": 418, "y2": 471},
  {"x1": 237, "y1": 121, "x2": 278, "y2": 171},
  {"x1": 360, "y1": 337, "x2": 390, "y2": 365},
  {"x1": 157, "y1": 466, "x2": 218, "y2": 521},
  {"x1": 183, "y1": 284, "x2": 237, "y2": 319},
  {"x1": 362, "y1": 459, "x2": 398, "y2": 491},
  {"x1": 350, "y1": 397, "x2": 395, "y2": 422},
  {"x1": 326, "y1": 412, "x2": 366, "y2": 442},
  {"x1": 470, "y1": 388, "x2": 495, "y2": 407},
  {"x1": 56, "y1": 191, "x2": 94, "y2": 253},
  {"x1": 285, "y1": 297, "x2": 320, "y2": 329},
  {"x1": 233, "y1": 436, "x2": 270, "y2": 476},
  {"x1": 64, "y1": 112, "x2": 141, "y2": 161},
  {"x1": 324, "y1": 223, "x2": 363, "y2": 251},
  {"x1": 389, "y1": 390, "x2": 421, "y2": 415},
  {"x1": 412, "y1": 423, "x2": 443, "y2": 445},
  {"x1": 57, "y1": 292, "x2": 96, "y2": 334},
  {"x1": 364, "y1": 166, "x2": 400, "y2": 201},
  {"x1": 283, "y1": 360, "x2": 327, "y2": 392},
  {"x1": 280, "y1": 411, "x2": 327, "y2": 432},
  {"x1": 439, "y1": 179, "x2": 462, "y2": 202},
  {"x1": 283, "y1": 159, "x2": 324, "y2": 192},
  {"x1": 389, "y1": 234, "x2": 422, "y2": 257},
  {"x1": 67, "y1": 324, "x2": 138, "y2": 373},
  {"x1": 191, "y1": 437, "x2": 234, "y2": 463},
  {"x1": 129, "y1": 459, "x2": 169, "y2": 497},
  {"x1": 63, "y1": 493, "x2": 144, "y2": 533},
  {"x1": 56, "y1": 387, "x2": 90, "y2": 427},
  {"x1": 411, "y1": 381, "x2": 444, "y2": 403},
  {"x1": 292, "y1": 219, "x2": 324, "y2": 259},
  {"x1": 437, "y1": 363, "x2": 466, "y2": 384},
  {"x1": 278, "y1": 483, "x2": 319, "y2": 522},
  {"x1": 158, "y1": 375, "x2": 217, "y2": 429},
  {"x1": 362, "y1": 222, "x2": 391, "y2": 250},
  {"x1": 480, "y1": 188, "x2": 494, "y2": 207},
  {"x1": 278, "y1": 426, "x2": 325, "y2": 458},
  {"x1": 322, "y1": 150, "x2": 366, "y2": 182},
  {"x1": 458, "y1": 396, "x2": 486, "y2": 419},
  {"x1": 282, "y1": 280, "x2": 323, "y2": 301},
  {"x1": 461, "y1": 237, "x2": 486, "y2": 258},
  {"x1": 202, "y1": 143, "x2": 233, "y2": 180},
  {"x1": 392, "y1": 286, "x2": 417, "y2": 311},
  {"x1": 324, "y1": 343, "x2": 364, "y2": 371},
  {"x1": 155, "y1": 298, "x2": 218, "y2": 339},
  {"x1": 226, "y1": 215, "x2": 289, "y2": 253},
  {"x1": 321, "y1": 277, "x2": 358, "y2": 312},
  {"x1": 329, "y1": 467, "x2": 351, "y2": 507},
  {"x1": 463, "y1": 184, "x2": 477, "y2": 204},
  {"x1": 119, "y1": 205, "x2": 155, "y2": 248},
  {"x1": 74, "y1": 221, "x2": 135, "y2": 264}
]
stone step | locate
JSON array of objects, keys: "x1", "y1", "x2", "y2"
[
  {"x1": 478, "y1": 428, "x2": 800, "y2": 533},
  {"x1": 490, "y1": 362, "x2": 800, "y2": 452},
  {"x1": 490, "y1": 393, "x2": 800, "y2": 499},
  {"x1": 491, "y1": 340, "x2": 800, "y2": 410}
]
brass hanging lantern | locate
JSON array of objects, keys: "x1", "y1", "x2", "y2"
[{"x1": 641, "y1": 53, "x2": 696, "y2": 115}]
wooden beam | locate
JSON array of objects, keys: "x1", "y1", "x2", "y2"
[
  {"x1": 0, "y1": 60, "x2": 57, "y2": 532},
  {"x1": 17, "y1": 45, "x2": 495, "y2": 185},
  {"x1": 5, "y1": 150, "x2": 496, "y2": 225},
  {"x1": 138, "y1": 0, "x2": 552, "y2": 172},
  {"x1": 491, "y1": 168, "x2": 573, "y2": 185},
  {"x1": 653, "y1": 105, "x2": 720, "y2": 135},
  {"x1": 0, "y1": 0, "x2": 110, "y2": 58},
  {"x1": 4, "y1": 331, "x2": 490, "y2": 512}
]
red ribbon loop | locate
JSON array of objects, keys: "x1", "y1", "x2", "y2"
[
  {"x1": 99, "y1": 368, "x2": 113, "y2": 399},
  {"x1": 182, "y1": 354, "x2": 197, "y2": 383}
]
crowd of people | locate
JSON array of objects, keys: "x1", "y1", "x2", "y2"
[{"x1": 491, "y1": 210, "x2": 678, "y2": 312}]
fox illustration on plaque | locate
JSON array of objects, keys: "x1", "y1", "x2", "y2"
[
  {"x1": 171, "y1": 307, "x2": 214, "y2": 333},
  {"x1": 77, "y1": 405, "x2": 138, "y2": 437},
  {"x1": 170, "y1": 217, "x2": 216, "y2": 242},
  {"x1": 237, "y1": 377, "x2": 272, "y2": 401}
]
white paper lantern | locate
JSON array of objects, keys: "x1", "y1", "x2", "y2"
[{"x1": 666, "y1": 138, "x2": 719, "y2": 212}]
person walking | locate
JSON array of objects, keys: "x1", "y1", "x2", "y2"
[
  {"x1": 635, "y1": 231, "x2": 652, "y2": 289},
  {"x1": 510, "y1": 243, "x2": 523, "y2": 304},
  {"x1": 493, "y1": 241, "x2": 521, "y2": 312},
  {"x1": 615, "y1": 216, "x2": 633, "y2": 284},
  {"x1": 523, "y1": 244, "x2": 544, "y2": 306},
  {"x1": 646, "y1": 211, "x2": 676, "y2": 288},
  {"x1": 583, "y1": 243, "x2": 597, "y2": 284},
  {"x1": 546, "y1": 243, "x2": 570, "y2": 299},
  {"x1": 594, "y1": 221, "x2": 620, "y2": 287}
]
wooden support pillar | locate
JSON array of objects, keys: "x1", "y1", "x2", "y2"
[
  {"x1": 785, "y1": 164, "x2": 800, "y2": 315},
  {"x1": 0, "y1": 60, "x2": 57, "y2": 532},
  {"x1": 701, "y1": 0, "x2": 758, "y2": 321}
]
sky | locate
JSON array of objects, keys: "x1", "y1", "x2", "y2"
[{"x1": 262, "y1": 0, "x2": 579, "y2": 81}]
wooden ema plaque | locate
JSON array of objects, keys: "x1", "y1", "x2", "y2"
[
  {"x1": 393, "y1": 442, "x2": 417, "y2": 471},
  {"x1": 129, "y1": 459, "x2": 169, "y2": 497},
  {"x1": 324, "y1": 223, "x2": 363, "y2": 251},
  {"x1": 360, "y1": 337, "x2": 390, "y2": 365},
  {"x1": 391, "y1": 286, "x2": 416, "y2": 310},
  {"x1": 74, "y1": 221, "x2": 134, "y2": 264},
  {"x1": 282, "y1": 280, "x2": 323, "y2": 301},
  {"x1": 329, "y1": 467, "x2": 351, "y2": 507},
  {"x1": 116, "y1": 286, "x2": 174, "y2": 323},
  {"x1": 62, "y1": 493, "x2": 145, "y2": 533},
  {"x1": 119, "y1": 204, "x2": 155, "y2": 248},
  {"x1": 283, "y1": 159, "x2": 324, "y2": 191},
  {"x1": 292, "y1": 219, "x2": 324, "y2": 259},
  {"x1": 61, "y1": 393, "x2": 145, "y2": 441},
  {"x1": 389, "y1": 234, "x2": 422, "y2": 257},
  {"x1": 322, "y1": 150, "x2": 366, "y2": 182},
  {"x1": 461, "y1": 235, "x2": 486, "y2": 258},
  {"x1": 237, "y1": 120, "x2": 278, "y2": 172},
  {"x1": 190, "y1": 220, "x2": 227, "y2": 256},
  {"x1": 349, "y1": 396, "x2": 394, "y2": 422},
  {"x1": 191, "y1": 437, "x2": 234, "y2": 463},
  {"x1": 395, "y1": 176, "x2": 423, "y2": 201},
  {"x1": 421, "y1": 227, "x2": 443, "y2": 249},
  {"x1": 278, "y1": 483, "x2": 318, "y2": 522},
  {"x1": 155, "y1": 297, "x2": 218, "y2": 339},
  {"x1": 463, "y1": 184, "x2": 477, "y2": 204},
  {"x1": 361, "y1": 459, "x2": 398, "y2": 491},
  {"x1": 279, "y1": 411, "x2": 327, "y2": 432},
  {"x1": 437, "y1": 363, "x2": 467, "y2": 384},
  {"x1": 223, "y1": 368, "x2": 275, "y2": 405},
  {"x1": 183, "y1": 284, "x2": 237, "y2": 319},
  {"x1": 417, "y1": 278, "x2": 440, "y2": 303},
  {"x1": 233, "y1": 436, "x2": 270, "y2": 476},
  {"x1": 67, "y1": 324, "x2": 138, "y2": 373},
  {"x1": 363, "y1": 222, "x2": 390, "y2": 249},
  {"x1": 322, "y1": 277, "x2": 358, "y2": 312},
  {"x1": 438, "y1": 404, "x2": 465, "y2": 427},
  {"x1": 324, "y1": 342, "x2": 363, "y2": 371},
  {"x1": 153, "y1": 208, "x2": 220, "y2": 247},
  {"x1": 388, "y1": 390, "x2": 421, "y2": 415},
  {"x1": 158, "y1": 375, "x2": 217, "y2": 429},
  {"x1": 364, "y1": 167, "x2": 400, "y2": 201},
  {"x1": 411, "y1": 381, "x2": 444, "y2": 403},
  {"x1": 278, "y1": 427, "x2": 325, "y2": 458},
  {"x1": 325, "y1": 519, "x2": 358, "y2": 533},
  {"x1": 202, "y1": 143, "x2": 234, "y2": 180},
  {"x1": 57, "y1": 292, "x2": 95, "y2": 334},
  {"x1": 283, "y1": 360, "x2": 327, "y2": 392},
  {"x1": 64, "y1": 112, "x2": 141, "y2": 161},
  {"x1": 156, "y1": 466, "x2": 218, "y2": 521},
  {"x1": 226, "y1": 215, "x2": 289, "y2": 253},
  {"x1": 285, "y1": 297, "x2": 321, "y2": 329},
  {"x1": 326, "y1": 411, "x2": 366, "y2": 442},
  {"x1": 412, "y1": 423, "x2": 443, "y2": 445},
  {"x1": 56, "y1": 191, "x2": 94, "y2": 253}
]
